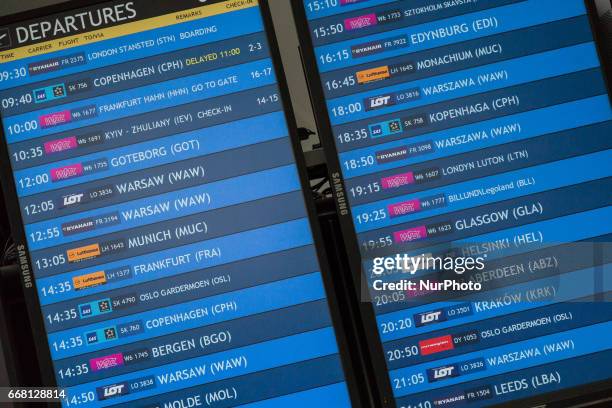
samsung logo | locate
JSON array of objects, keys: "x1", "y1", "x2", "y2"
[
  {"x1": 332, "y1": 172, "x2": 349, "y2": 216},
  {"x1": 17, "y1": 245, "x2": 32, "y2": 288}
]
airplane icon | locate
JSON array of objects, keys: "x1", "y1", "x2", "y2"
[{"x1": 0, "y1": 29, "x2": 10, "y2": 49}]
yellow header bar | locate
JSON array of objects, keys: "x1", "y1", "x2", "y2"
[{"x1": 0, "y1": 0, "x2": 258, "y2": 63}]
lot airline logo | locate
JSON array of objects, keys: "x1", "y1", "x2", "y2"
[
  {"x1": 60, "y1": 192, "x2": 85, "y2": 208},
  {"x1": 366, "y1": 94, "x2": 394, "y2": 111},
  {"x1": 97, "y1": 382, "x2": 129, "y2": 400},
  {"x1": 427, "y1": 364, "x2": 459, "y2": 382},
  {"x1": 414, "y1": 309, "x2": 446, "y2": 327}
]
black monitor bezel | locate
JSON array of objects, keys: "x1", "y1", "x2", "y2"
[
  {"x1": 0, "y1": 0, "x2": 363, "y2": 406},
  {"x1": 290, "y1": 0, "x2": 612, "y2": 407}
]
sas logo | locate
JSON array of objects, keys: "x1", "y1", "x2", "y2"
[
  {"x1": 34, "y1": 89, "x2": 47, "y2": 103},
  {"x1": 73, "y1": 271, "x2": 107, "y2": 291},
  {"x1": 60, "y1": 193, "x2": 84, "y2": 209},
  {"x1": 79, "y1": 303, "x2": 92, "y2": 317},
  {"x1": 365, "y1": 94, "x2": 394, "y2": 111},
  {"x1": 78, "y1": 298, "x2": 112, "y2": 319},
  {"x1": 86, "y1": 331, "x2": 99, "y2": 344},
  {"x1": 86, "y1": 326, "x2": 118, "y2": 345},
  {"x1": 33, "y1": 84, "x2": 66, "y2": 103},
  {"x1": 67, "y1": 243, "x2": 101, "y2": 263},
  {"x1": 427, "y1": 364, "x2": 459, "y2": 382},
  {"x1": 414, "y1": 309, "x2": 446, "y2": 327},
  {"x1": 357, "y1": 66, "x2": 390, "y2": 84},
  {"x1": 97, "y1": 382, "x2": 129, "y2": 400},
  {"x1": 419, "y1": 335, "x2": 454, "y2": 356},
  {"x1": 369, "y1": 118, "x2": 402, "y2": 138}
]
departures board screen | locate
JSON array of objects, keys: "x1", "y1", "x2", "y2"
[
  {"x1": 296, "y1": 0, "x2": 612, "y2": 407},
  {"x1": 0, "y1": 0, "x2": 354, "y2": 406}
]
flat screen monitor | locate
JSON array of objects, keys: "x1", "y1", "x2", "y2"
[
  {"x1": 0, "y1": 1, "x2": 356, "y2": 406},
  {"x1": 293, "y1": 0, "x2": 612, "y2": 406}
]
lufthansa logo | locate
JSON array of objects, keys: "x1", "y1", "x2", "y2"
[{"x1": 67, "y1": 243, "x2": 101, "y2": 263}]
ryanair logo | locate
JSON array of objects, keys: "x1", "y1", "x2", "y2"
[
  {"x1": 62, "y1": 217, "x2": 95, "y2": 236},
  {"x1": 376, "y1": 146, "x2": 408, "y2": 164}
]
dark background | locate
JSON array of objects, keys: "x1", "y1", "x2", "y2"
[{"x1": 0, "y1": 1, "x2": 611, "y2": 406}]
